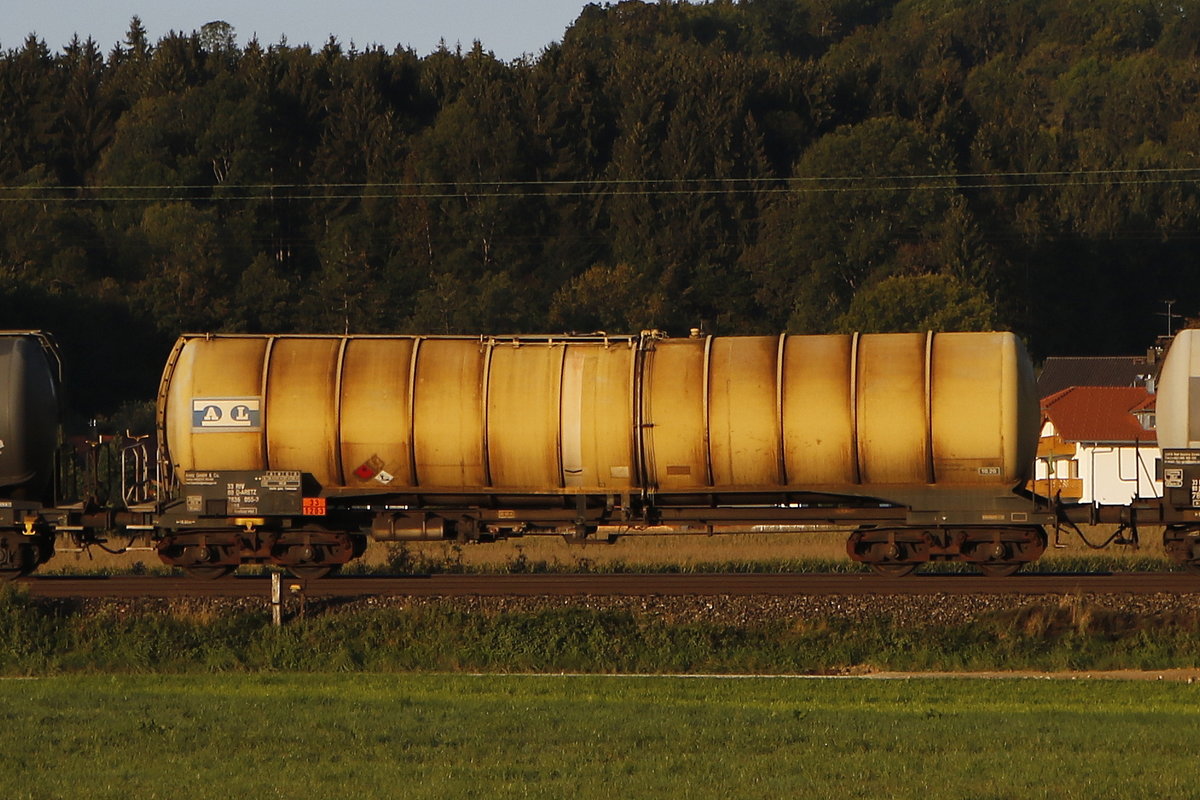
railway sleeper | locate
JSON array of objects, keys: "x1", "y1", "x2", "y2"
[
  {"x1": 157, "y1": 528, "x2": 365, "y2": 580},
  {"x1": 847, "y1": 526, "x2": 1048, "y2": 577}
]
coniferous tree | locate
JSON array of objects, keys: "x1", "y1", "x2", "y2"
[{"x1": 2, "y1": 0, "x2": 1200, "y2": 414}]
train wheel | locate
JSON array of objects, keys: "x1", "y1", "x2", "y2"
[
  {"x1": 963, "y1": 527, "x2": 1044, "y2": 576},
  {"x1": 869, "y1": 563, "x2": 917, "y2": 577},
  {"x1": 0, "y1": 535, "x2": 37, "y2": 579},
  {"x1": 272, "y1": 532, "x2": 356, "y2": 579},
  {"x1": 286, "y1": 564, "x2": 340, "y2": 580},
  {"x1": 1163, "y1": 526, "x2": 1200, "y2": 572},
  {"x1": 976, "y1": 562, "x2": 1022, "y2": 578},
  {"x1": 182, "y1": 565, "x2": 235, "y2": 580}
]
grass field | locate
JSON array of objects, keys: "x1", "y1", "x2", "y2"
[
  {"x1": 1, "y1": 673, "x2": 1196, "y2": 799},
  {"x1": 20, "y1": 532, "x2": 1200, "y2": 799}
]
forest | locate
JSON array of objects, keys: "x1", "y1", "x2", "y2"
[{"x1": 3, "y1": 0, "x2": 1200, "y2": 414}]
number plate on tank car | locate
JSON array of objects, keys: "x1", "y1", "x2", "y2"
[{"x1": 182, "y1": 470, "x2": 303, "y2": 516}]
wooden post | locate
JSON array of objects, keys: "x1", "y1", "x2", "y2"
[{"x1": 271, "y1": 571, "x2": 282, "y2": 627}]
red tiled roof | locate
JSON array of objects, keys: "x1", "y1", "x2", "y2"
[
  {"x1": 1130, "y1": 394, "x2": 1157, "y2": 412},
  {"x1": 1041, "y1": 386, "x2": 1157, "y2": 444}
]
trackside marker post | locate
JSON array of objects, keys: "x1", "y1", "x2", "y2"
[{"x1": 271, "y1": 571, "x2": 282, "y2": 627}]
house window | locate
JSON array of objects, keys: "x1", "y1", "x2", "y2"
[{"x1": 1055, "y1": 458, "x2": 1078, "y2": 478}]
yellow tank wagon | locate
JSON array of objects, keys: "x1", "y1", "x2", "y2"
[{"x1": 155, "y1": 330, "x2": 1052, "y2": 577}]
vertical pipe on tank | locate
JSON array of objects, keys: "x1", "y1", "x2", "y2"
[
  {"x1": 554, "y1": 342, "x2": 568, "y2": 489},
  {"x1": 849, "y1": 332, "x2": 861, "y2": 484},
  {"x1": 924, "y1": 330, "x2": 936, "y2": 485},
  {"x1": 407, "y1": 338, "x2": 422, "y2": 486},
  {"x1": 480, "y1": 337, "x2": 495, "y2": 488},
  {"x1": 626, "y1": 338, "x2": 640, "y2": 490},
  {"x1": 332, "y1": 337, "x2": 350, "y2": 485},
  {"x1": 634, "y1": 335, "x2": 653, "y2": 491},
  {"x1": 260, "y1": 336, "x2": 277, "y2": 470},
  {"x1": 775, "y1": 333, "x2": 789, "y2": 486},
  {"x1": 701, "y1": 335, "x2": 714, "y2": 487},
  {"x1": 628, "y1": 338, "x2": 643, "y2": 490}
]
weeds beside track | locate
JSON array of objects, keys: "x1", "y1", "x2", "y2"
[{"x1": 2, "y1": 587, "x2": 1200, "y2": 676}]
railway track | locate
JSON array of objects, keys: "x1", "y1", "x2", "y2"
[{"x1": 13, "y1": 572, "x2": 1200, "y2": 599}]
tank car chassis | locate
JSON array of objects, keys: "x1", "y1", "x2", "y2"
[
  {"x1": 142, "y1": 468, "x2": 1058, "y2": 578},
  {"x1": 15, "y1": 431, "x2": 1195, "y2": 580},
  {"x1": 119, "y1": 435, "x2": 1200, "y2": 580}
]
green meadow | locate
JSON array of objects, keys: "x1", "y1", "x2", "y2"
[{"x1": 1, "y1": 674, "x2": 1196, "y2": 800}]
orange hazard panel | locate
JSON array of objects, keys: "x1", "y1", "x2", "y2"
[{"x1": 302, "y1": 497, "x2": 327, "y2": 516}]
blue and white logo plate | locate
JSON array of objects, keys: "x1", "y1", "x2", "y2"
[{"x1": 191, "y1": 397, "x2": 263, "y2": 432}]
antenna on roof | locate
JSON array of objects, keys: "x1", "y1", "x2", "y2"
[{"x1": 1158, "y1": 299, "x2": 1178, "y2": 337}]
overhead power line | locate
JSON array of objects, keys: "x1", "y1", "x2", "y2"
[{"x1": 1, "y1": 165, "x2": 1199, "y2": 202}]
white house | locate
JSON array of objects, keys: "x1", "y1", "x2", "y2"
[{"x1": 1031, "y1": 385, "x2": 1161, "y2": 505}]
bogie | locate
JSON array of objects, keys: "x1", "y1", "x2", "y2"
[
  {"x1": 155, "y1": 526, "x2": 363, "y2": 578},
  {"x1": 847, "y1": 526, "x2": 1046, "y2": 576}
]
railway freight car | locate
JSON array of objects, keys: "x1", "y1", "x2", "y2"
[
  {"x1": 153, "y1": 330, "x2": 1055, "y2": 578},
  {"x1": 1142, "y1": 328, "x2": 1200, "y2": 569},
  {"x1": 0, "y1": 331, "x2": 63, "y2": 577}
]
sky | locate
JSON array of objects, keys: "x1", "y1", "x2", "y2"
[{"x1": 2, "y1": 1, "x2": 607, "y2": 62}]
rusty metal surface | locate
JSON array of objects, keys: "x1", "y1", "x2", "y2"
[
  {"x1": 560, "y1": 341, "x2": 637, "y2": 491},
  {"x1": 856, "y1": 333, "x2": 929, "y2": 483},
  {"x1": 266, "y1": 338, "x2": 342, "y2": 484},
  {"x1": 934, "y1": 333, "x2": 1040, "y2": 483},
  {"x1": 643, "y1": 337, "x2": 709, "y2": 490},
  {"x1": 15, "y1": 572, "x2": 1200, "y2": 599},
  {"x1": 709, "y1": 336, "x2": 780, "y2": 486},
  {"x1": 164, "y1": 336, "x2": 267, "y2": 474},
  {"x1": 339, "y1": 338, "x2": 415, "y2": 488},
  {"x1": 412, "y1": 338, "x2": 488, "y2": 488},
  {"x1": 781, "y1": 334, "x2": 856, "y2": 485},
  {"x1": 487, "y1": 344, "x2": 564, "y2": 488}
]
